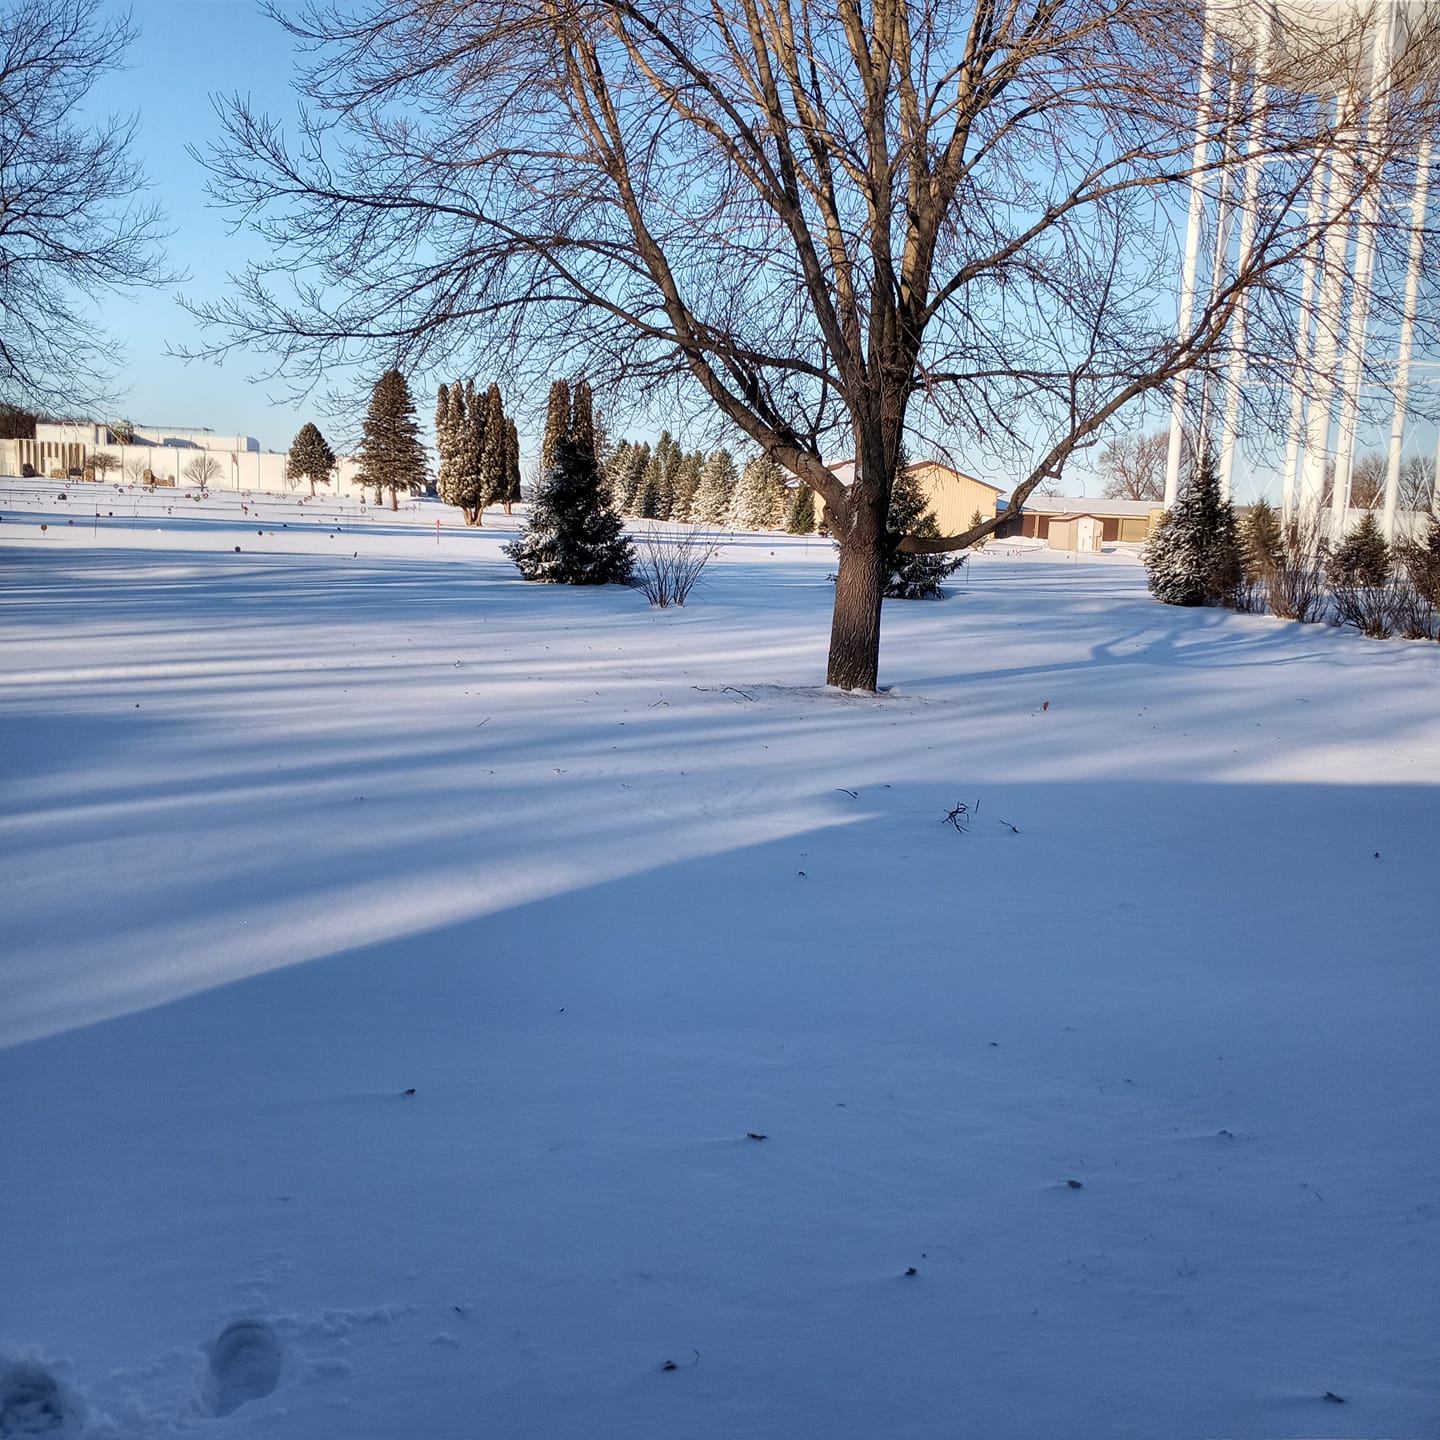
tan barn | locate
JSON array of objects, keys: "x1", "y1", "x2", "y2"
[
  {"x1": 811, "y1": 458, "x2": 1002, "y2": 533},
  {"x1": 997, "y1": 496, "x2": 1161, "y2": 547}
]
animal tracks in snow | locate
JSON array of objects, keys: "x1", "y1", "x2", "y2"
[
  {"x1": 203, "y1": 1320, "x2": 285, "y2": 1417},
  {"x1": 0, "y1": 1358, "x2": 84, "y2": 1438}
]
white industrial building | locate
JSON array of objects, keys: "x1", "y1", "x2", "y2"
[{"x1": 0, "y1": 420, "x2": 385, "y2": 498}]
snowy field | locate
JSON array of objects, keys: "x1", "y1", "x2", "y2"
[{"x1": 1, "y1": 478, "x2": 1437, "y2": 1440}]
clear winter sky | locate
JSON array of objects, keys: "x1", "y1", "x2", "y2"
[
  {"x1": 80, "y1": 1, "x2": 1434, "y2": 497},
  {"x1": 85, "y1": 2, "x2": 316, "y2": 452}
]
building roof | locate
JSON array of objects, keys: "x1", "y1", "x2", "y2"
[
  {"x1": 999, "y1": 495, "x2": 1159, "y2": 517},
  {"x1": 823, "y1": 458, "x2": 1003, "y2": 491}
]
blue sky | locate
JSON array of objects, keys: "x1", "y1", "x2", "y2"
[
  {"x1": 86, "y1": 1, "x2": 315, "y2": 451},
  {"x1": 76, "y1": 2, "x2": 1435, "y2": 499}
]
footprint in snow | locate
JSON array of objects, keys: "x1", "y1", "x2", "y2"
[
  {"x1": 0, "y1": 1358, "x2": 85, "y2": 1438},
  {"x1": 203, "y1": 1321, "x2": 285, "y2": 1417}
]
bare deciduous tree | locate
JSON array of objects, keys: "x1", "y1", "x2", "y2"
[
  {"x1": 189, "y1": 0, "x2": 1440, "y2": 689},
  {"x1": 0, "y1": 0, "x2": 174, "y2": 412},
  {"x1": 1099, "y1": 431, "x2": 1170, "y2": 502},
  {"x1": 183, "y1": 453, "x2": 223, "y2": 489},
  {"x1": 90, "y1": 449, "x2": 119, "y2": 481}
]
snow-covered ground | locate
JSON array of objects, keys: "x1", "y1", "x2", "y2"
[{"x1": 2, "y1": 479, "x2": 1436, "y2": 1440}]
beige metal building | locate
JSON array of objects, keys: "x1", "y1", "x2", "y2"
[
  {"x1": 814, "y1": 458, "x2": 1002, "y2": 533},
  {"x1": 997, "y1": 496, "x2": 1161, "y2": 547}
]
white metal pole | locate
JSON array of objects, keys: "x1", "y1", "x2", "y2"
[
  {"x1": 1328, "y1": 5, "x2": 1395, "y2": 543},
  {"x1": 1381, "y1": 137, "x2": 1431, "y2": 542},
  {"x1": 1281, "y1": 127, "x2": 1333, "y2": 525},
  {"x1": 1165, "y1": 7, "x2": 1216, "y2": 509},
  {"x1": 1218, "y1": 48, "x2": 1271, "y2": 502},
  {"x1": 1198, "y1": 72, "x2": 1243, "y2": 443},
  {"x1": 1298, "y1": 97, "x2": 1356, "y2": 521}
]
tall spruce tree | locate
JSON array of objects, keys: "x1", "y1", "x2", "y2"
[
  {"x1": 571, "y1": 379, "x2": 596, "y2": 465},
  {"x1": 472, "y1": 382, "x2": 507, "y2": 522},
  {"x1": 286, "y1": 422, "x2": 335, "y2": 497},
  {"x1": 434, "y1": 382, "x2": 454, "y2": 500},
  {"x1": 1143, "y1": 443, "x2": 1241, "y2": 607},
  {"x1": 786, "y1": 483, "x2": 817, "y2": 534},
  {"x1": 694, "y1": 449, "x2": 737, "y2": 525},
  {"x1": 540, "y1": 379, "x2": 571, "y2": 478},
  {"x1": 617, "y1": 441, "x2": 650, "y2": 515},
  {"x1": 731, "y1": 454, "x2": 786, "y2": 529},
  {"x1": 357, "y1": 368, "x2": 426, "y2": 510},
  {"x1": 671, "y1": 450, "x2": 703, "y2": 522},
  {"x1": 505, "y1": 434, "x2": 633, "y2": 584},
  {"x1": 452, "y1": 381, "x2": 488, "y2": 524},
  {"x1": 503, "y1": 415, "x2": 521, "y2": 513}
]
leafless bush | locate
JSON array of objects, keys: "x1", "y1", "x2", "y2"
[
  {"x1": 1388, "y1": 580, "x2": 1436, "y2": 641},
  {"x1": 629, "y1": 524, "x2": 722, "y2": 607},
  {"x1": 1266, "y1": 512, "x2": 1328, "y2": 623},
  {"x1": 1330, "y1": 584, "x2": 1397, "y2": 639},
  {"x1": 1232, "y1": 577, "x2": 1268, "y2": 614}
]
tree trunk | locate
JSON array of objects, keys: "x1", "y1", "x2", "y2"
[
  {"x1": 827, "y1": 531, "x2": 885, "y2": 691},
  {"x1": 309, "y1": 478, "x2": 316, "y2": 497},
  {"x1": 388, "y1": 487, "x2": 397, "y2": 511}
]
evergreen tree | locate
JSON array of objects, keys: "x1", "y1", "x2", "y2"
[
  {"x1": 694, "y1": 449, "x2": 737, "y2": 525},
  {"x1": 785, "y1": 482, "x2": 817, "y2": 534},
  {"x1": 1239, "y1": 499, "x2": 1283, "y2": 582},
  {"x1": 604, "y1": 439, "x2": 633, "y2": 510},
  {"x1": 570, "y1": 378, "x2": 596, "y2": 466},
  {"x1": 1142, "y1": 443, "x2": 1241, "y2": 606},
  {"x1": 503, "y1": 416, "x2": 521, "y2": 513},
  {"x1": 671, "y1": 450, "x2": 703, "y2": 522},
  {"x1": 437, "y1": 383, "x2": 466, "y2": 510},
  {"x1": 617, "y1": 441, "x2": 650, "y2": 515},
  {"x1": 286, "y1": 422, "x2": 335, "y2": 497},
  {"x1": 505, "y1": 434, "x2": 633, "y2": 584},
  {"x1": 356, "y1": 369, "x2": 426, "y2": 510},
  {"x1": 473, "y1": 382, "x2": 507, "y2": 522},
  {"x1": 540, "y1": 379, "x2": 571, "y2": 478},
  {"x1": 434, "y1": 382, "x2": 454, "y2": 500},
  {"x1": 1326, "y1": 511, "x2": 1391, "y2": 587},
  {"x1": 730, "y1": 453, "x2": 786, "y2": 529},
  {"x1": 1401, "y1": 513, "x2": 1440, "y2": 609},
  {"x1": 882, "y1": 460, "x2": 963, "y2": 598},
  {"x1": 452, "y1": 382, "x2": 488, "y2": 524}
]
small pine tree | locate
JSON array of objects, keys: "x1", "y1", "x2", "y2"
[
  {"x1": 731, "y1": 453, "x2": 786, "y2": 529},
  {"x1": 286, "y1": 422, "x2": 335, "y2": 497},
  {"x1": 540, "y1": 380, "x2": 571, "y2": 478},
  {"x1": 1327, "y1": 511, "x2": 1391, "y2": 587},
  {"x1": 1142, "y1": 444, "x2": 1241, "y2": 606},
  {"x1": 785, "y1": 483, "x2": 817, "y2": 534},
  {"x1": 883, "y1": 462, "x2": 963, "y2": 598},
  {"x1": 1239, "y1": 499, "x2": 1283, "y2": 582},
  {"x1": 356, "y1": 369, "x2": 426, "y2": 510},
  {"x1": 694, "y1": 449, "x2": 737, "y2": 524},
  {"x1": 505, "y1": 435, "x2": 633, "y2": 584},
  {"x1": 968, "y1": 508, "x2": 988, "y2": 551}
]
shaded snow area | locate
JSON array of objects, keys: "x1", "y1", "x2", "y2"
[{"x1": 1, "y1": 480, "x2": 1437, "y2": 1439}]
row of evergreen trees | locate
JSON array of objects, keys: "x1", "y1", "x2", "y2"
[
  {"x1": 604, "y1": 439, "x2": 820, "y2": 533},
  {"x1": 1144, "y1": 443, "x2": 1440, "y2": 639},
  {"x1": 435, "y1": 379, "x2": 521, "y2": 524}
]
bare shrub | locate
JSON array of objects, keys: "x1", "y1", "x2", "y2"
[
  {"x1": 630, "y1": 524, "x2": 722, "y2": 607},
  {"x1": 1266, "y1": 512, "x2": 1328, "y2": 623},
  {"x1": 1330, "y1": 584, "x2": 1396, "y2": 639},
  {"x1": 1389, "y1": 580, "x2": 1436, "y2": 641}
]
